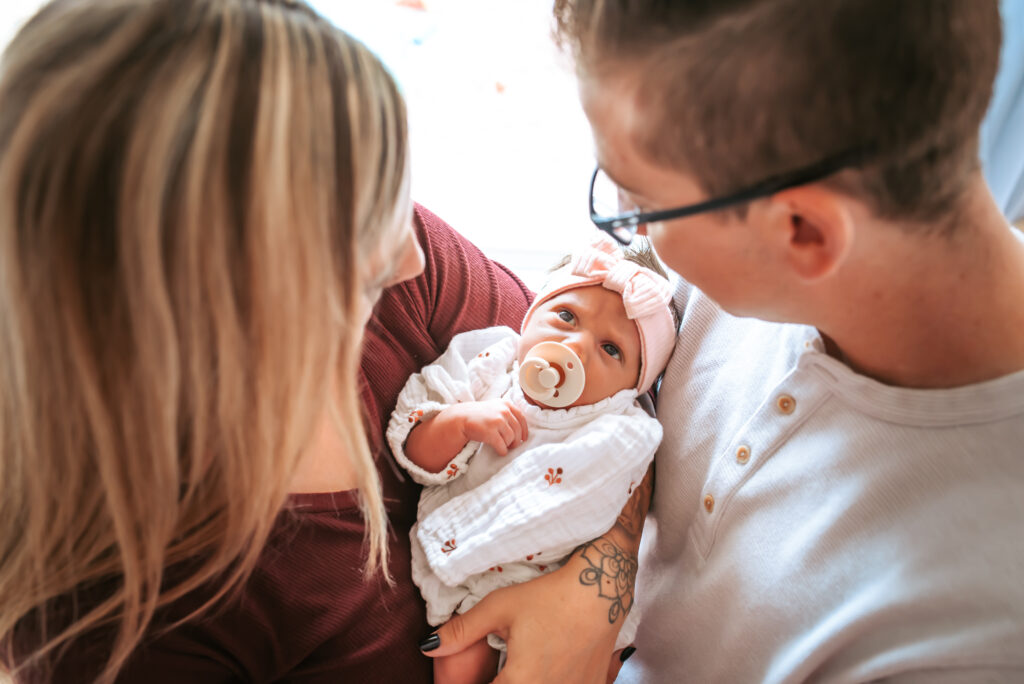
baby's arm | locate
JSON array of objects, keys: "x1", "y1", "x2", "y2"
[
  {"x1": 405, "y1": 399, "x2": 528, "y2": 473},
  {"x1": 386, "y1": 327, "x2": 520, "y2": 485}
]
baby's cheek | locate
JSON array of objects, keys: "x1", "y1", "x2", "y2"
[{"x1": 514, "y1": 342, "x2": 529, "y2": 365}]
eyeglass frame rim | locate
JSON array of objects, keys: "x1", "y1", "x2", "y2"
[{"x1": 589, "y1": 146, "x2": 875, "y2": 245}]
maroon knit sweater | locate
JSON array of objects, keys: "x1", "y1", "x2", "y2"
[{"x1": 21, "y1": 206, "x2": 533, "y2": 683}]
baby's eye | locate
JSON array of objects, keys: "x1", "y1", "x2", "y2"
[
  {"x1": 557, "y1": 309, "x2": 575, "y2": 324},
  {"x1": 601, "y1": 342, "x2": 622, "y2": 360}
]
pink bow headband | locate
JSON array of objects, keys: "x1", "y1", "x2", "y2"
[{"x1": 522, "y1": 235, "x2": 675, "y2": 395}]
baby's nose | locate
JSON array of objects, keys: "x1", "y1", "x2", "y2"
[{"x1": 562, "y1": 337, "x2": 587, "y2": 364}]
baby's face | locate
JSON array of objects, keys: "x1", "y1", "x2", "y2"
[{"x1": 519, "y1": 285, "x2": 641, "y2": 408}]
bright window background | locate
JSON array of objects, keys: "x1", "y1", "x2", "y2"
[
  {"x1": 307, "y1": 0, "x2": 596, "y2": 289},
  {"x1": 0, "y1": 4, "x2": 40, "y2": 49}
]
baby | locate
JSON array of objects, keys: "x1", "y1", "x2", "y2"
[{"x1": 386, "y1": 235, "x2": 676, "y2": 684}]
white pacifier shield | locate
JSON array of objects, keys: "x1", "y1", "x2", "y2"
[{"x1": 518, "y1": 341, "x2": 585, "y2": 408}]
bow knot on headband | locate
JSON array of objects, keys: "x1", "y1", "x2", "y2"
[{"x1": 570, "y1": 239, "x2": 672, "y2": 322}]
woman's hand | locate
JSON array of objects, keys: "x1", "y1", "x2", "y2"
[
  {"x1": 422, "y1": 552, "x2": 623, "y2": 682},
  {"x1": 419, "y1": 468, "x2": 654, "y2": 683}
]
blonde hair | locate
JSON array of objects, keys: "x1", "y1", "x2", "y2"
[{"x1": 0, "y1": 0, "x2": 407, "y2": 680}]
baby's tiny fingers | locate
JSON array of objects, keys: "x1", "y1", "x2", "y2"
[
  {"x1": 487, "y1": 435, "x2": 509, "y2": 456},
  {"x1": 505, "y1": 401, "x2": 529, "y2": 443},
  {"x1": 497, "y1": 423, "x2": 516, "y2": 448}
]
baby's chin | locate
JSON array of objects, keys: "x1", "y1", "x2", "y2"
[
  {"x1": 521, "y1": 385, "x2": 633, "y2": 410},
  {"x1": 521, "y1": 392, "x2": 547, "y2": 409},
  {"x1": 518, "y1": 387, "x2": 579, "y2": 410}
]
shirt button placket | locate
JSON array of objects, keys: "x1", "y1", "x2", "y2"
[{"x1": 695, "y1": 384, "x2": 804, "y2": 556}]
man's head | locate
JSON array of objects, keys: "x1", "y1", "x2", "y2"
[
  {"x1": 555, "y1": 0, "x2": 1001, "y2": 227},
  {"x1": 555, "y1": 0, "x2": 1001, "y2": 321}
]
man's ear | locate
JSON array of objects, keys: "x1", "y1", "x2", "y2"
[{"x1": 762, "y1": 185, "x2": 854, "y2": 281}]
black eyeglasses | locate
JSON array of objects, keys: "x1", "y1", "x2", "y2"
[{"x1": 589, "y1": 147, "x2": 874, "y2": 245}]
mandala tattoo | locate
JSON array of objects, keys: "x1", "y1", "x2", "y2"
[
  {"x1": 576, "y1": 539, "x2": 639, "y2": 624},
  {"x1": 575, "y1": 467, "x2": 652, "y2": 624}
]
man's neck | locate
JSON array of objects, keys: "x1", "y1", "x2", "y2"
[{"x1": 820, "y1": 184, "x2": 1024, "y2": 389}]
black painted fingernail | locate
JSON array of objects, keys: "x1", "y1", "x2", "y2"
[
  {"x1": 619, "y1": 646, "x2": 636, "y2": 662},
  {"x1": 418, "y1": 633, "x2": 441, "y2": 652}
]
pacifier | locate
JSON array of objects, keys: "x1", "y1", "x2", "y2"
[{"x1": 518, "y1": 341, "x2": 585, "y2": 408}]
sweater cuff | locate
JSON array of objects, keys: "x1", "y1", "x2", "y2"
[{"x1": 387, "y1": 401, "x2": 480, "y2": 486}]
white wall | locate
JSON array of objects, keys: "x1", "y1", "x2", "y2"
[{"x1": 309, "y1": 0, "x2": 596, "y2": 289}]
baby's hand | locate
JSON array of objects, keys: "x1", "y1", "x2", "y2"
[{"x1": 451, "y1": 399, "x2": 529, "y2": 456}]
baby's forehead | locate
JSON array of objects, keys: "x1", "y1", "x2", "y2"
[
  {"x1": 541, "y1": 286, "x2": 639, "y2": 340},
  {"x1": 542, "y1": 284, "x2": 624, "y2": 309}
]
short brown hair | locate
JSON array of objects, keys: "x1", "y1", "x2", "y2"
[
  {"x1": 550, "y1": 238, "x2": 668, "y2": 278},
  {"x1": 554, "y1": 0, "x2": 1001, "y2": 229}
]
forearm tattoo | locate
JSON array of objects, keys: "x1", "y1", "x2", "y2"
[
  {"x1": 576, "y1": 539, "x2": 639, "y2": 624},
  {"x1": 574, "y1": 468, "x2": 653, "y2": 624},
  {"x1": 614, "y1": 471, "x2": 654, "y2": 542}
]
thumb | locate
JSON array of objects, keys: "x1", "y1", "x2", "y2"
[{"x1": 418, "y1": 595, "x2": 508, "y2": 658}]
